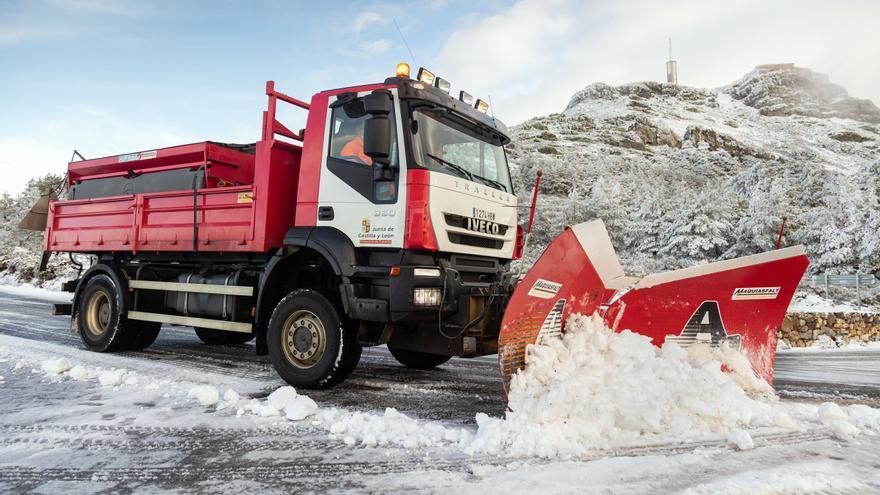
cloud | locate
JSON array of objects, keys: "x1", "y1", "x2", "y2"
[
  {"x1": 341, "y1": 39, "x2": 392, "y2": 58},
  {"x1": 0, "y1": 138, "x2": 72, "y2": 195},
  {"x1": 47, "y1": 0, "x2": 153, "y2": 16},
  {"x1": 352, "y1": 11, "x2": 389, "y2": 34},
  {"x1": 434, "y1": 0, "x2": 880, "y2": 125},
  {"x1": 0, "y1": 0, "x2": 151, "y2": 45},
  {"x1": 0, "y1": 104, "x2": 197, "y2": 195},
  {"x1": 0, "y1": 25, "x2": 71, "y2": 45}
]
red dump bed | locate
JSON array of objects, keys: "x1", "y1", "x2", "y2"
[{"x1": 45, "y1": 139, "x2": 303, "y2": 254}]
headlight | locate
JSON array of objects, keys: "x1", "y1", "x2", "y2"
[
  {"x1": 434, "y1": 77, "x2": 451, "y2": 94},
  {"x1": 413, "y1": 268, "x2": 441, "y2": 278},
  {"x1": 413, "y1": 288, "x2": 442, "y2": 306},
  {"x1": 417, "y1": 67, "x2": 436, "y2": 86}
]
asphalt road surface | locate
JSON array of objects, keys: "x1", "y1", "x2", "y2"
[{"x1": 0, "y1": 287, "x2": 878, "y2": 493}]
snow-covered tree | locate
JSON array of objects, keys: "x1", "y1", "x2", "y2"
[{"x1": 658, "y1": 190, "x2": 739, "y2": 265}]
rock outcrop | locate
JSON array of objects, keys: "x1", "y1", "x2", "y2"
[{"x1": 726, "y1": 65, "x2": 880, "y2": 123}]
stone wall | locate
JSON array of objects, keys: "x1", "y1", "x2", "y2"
[{"x1": 779, "y1": 312, "x2": 880, "y2": 347}]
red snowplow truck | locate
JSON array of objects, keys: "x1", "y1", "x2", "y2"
[{"x1": 40, "y1": 64, "x2": 809, "y2": 391}]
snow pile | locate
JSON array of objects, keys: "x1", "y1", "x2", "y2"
[
  {"x1": 98, "y1": 368, "x2": 137, "y2": 387},
  {"x1": 222, "y1": 314, "x2": 879, "y2": 456},
  {"x1": 788, "y1": 293, "x2": 878, "y2": 314},
  {"x1": 68, "y1": 365, "x2": 96, "y2": 381},
  {"x1": 40, "y1": 358, "x2": 73, "y2": 375},
  {"x1": 0, "y1": 283, "x2": 73, "y2": 302},
  {"x1": 33, "y1": 356, "x2": 137, "y2": 389},
  {"x1": 815, "y1": 402, "x2": 861, "y2": 438},
  {"x1": 222, "y1": 389, "x2": 241, "y2": 402},
  {"x1": 465, "y1": 314, "x2": 877, "y2": 458},
  {"x1": 321, "y1": 407, "x2": 463, "y2": 449},
  {"x1": 266, "y1": 385, "x2": 319, "y2": 420},
  {"x1": 188, "y1": 385, "x2": 221, "y2": 407},
  {"x1": 810, "y1": 335, "x2": 838, "y2": 349},
  {"x1": 233, "y1": 386, "x2": 319, "y2": 421},
  {"x1": 726, "y1": 428, "x2": 755, "y2": 451}
]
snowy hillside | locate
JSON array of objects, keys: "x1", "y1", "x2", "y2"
[
  {"x1": 0, "y1": 174, "x2": 81, "y2": 287},
  {"x1": 509, "y1": 65, "x2": 880, "y2": 282}
]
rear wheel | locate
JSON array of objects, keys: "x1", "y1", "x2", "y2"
[
  {"x1": 77, "y1": 274, "x2": 130, "y2": 352},
  {"x1": 387, "y1": 345, "x2": 451, "y2": 370},
  {"x1": 194, "y1": 327, "x2": 254, "y2": 345},
  {"x1": 267, "y1": 289, "x2": 361, "y2": 389}
]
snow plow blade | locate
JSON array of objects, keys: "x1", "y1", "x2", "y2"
[{"x1": 499, "y1": 219, "x2": 809, "y2": 393}]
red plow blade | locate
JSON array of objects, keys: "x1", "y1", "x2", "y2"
[{"x1": 499, "y1": 220, "x2": 809, "y2": 394}]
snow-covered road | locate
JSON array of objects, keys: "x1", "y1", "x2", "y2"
[{"x1": 0, "y1": 286, "x2": 879, "y2": 494}]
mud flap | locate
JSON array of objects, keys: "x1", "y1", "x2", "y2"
[{"x1": 499, "y1": 220, "x2": 809, "y2": 394}]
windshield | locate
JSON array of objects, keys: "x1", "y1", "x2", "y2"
[{"x1": 410, "y1": 109, "x2": 512, "y2": 193}]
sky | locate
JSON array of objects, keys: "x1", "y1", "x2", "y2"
[{"x1": 1, "y1": 0, "x2": 878, "y2": 194}]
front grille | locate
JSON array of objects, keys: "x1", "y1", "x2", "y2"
[
  {"x1": 444, "y1": 213, "x2": 509, "y2": 236},
  {"x1": 448, "y1": 232, "x2": 504, "y2": 249},
  {"x1": 452, "y1": 256, "x2": 496, "y2": 269}
]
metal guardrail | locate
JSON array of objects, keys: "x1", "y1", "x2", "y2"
[{"x1": 812, "y1": 273, "x2": 878, "y2": 306}]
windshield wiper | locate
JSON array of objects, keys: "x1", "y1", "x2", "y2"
[
  {"x1": 426, "y1": 153, "x2": 474, "y2": 182},
  {"x1": 473, "y1": 175, "x2": 508, "y2": 193}
]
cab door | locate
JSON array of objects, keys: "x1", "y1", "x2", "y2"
[{"x1": 317, "y1": 90, "x2": 406, "y2": 248}]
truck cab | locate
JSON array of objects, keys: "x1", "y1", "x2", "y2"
[{"x1": 295, "y1": 65, "x2": 520, "y2": 366}]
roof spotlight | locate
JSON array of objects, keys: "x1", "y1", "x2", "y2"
[
  {"x1": 475, "y1": 99, "x2": 489, "y2": 114},
  {"x1": 434, "y1": 77, "x2": 451, "y2": 94},
  {"x1": 459, "y1": 91, "x2": 474, "y2": 106},
  {"x1": 416, "y1": 67, "x2": 435, "y2": 86}
]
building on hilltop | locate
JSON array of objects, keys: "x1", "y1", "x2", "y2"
[{"x1": 666, "y1": 38, "x2": 678, "y2": 85}]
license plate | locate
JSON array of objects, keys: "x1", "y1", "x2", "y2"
[{"x1": 472, "y1": 208, "x2": 495, "y2": 221}]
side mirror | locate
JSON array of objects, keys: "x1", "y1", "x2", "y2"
[
  {"x1": 362, "y1": 92, "x2": 393, "y2": 168},
  {"x1": 363, "y1": 116, "x2": 391, "y2": 167},
  {"x1": 363, "y1": 92, "x2": 392, "y2": 116}
]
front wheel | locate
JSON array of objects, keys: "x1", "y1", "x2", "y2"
[
  {"x1": 267, "y1": 289, "x2": 361, "y2": 389},
  {"x1": 387, "y1": 345, "x2": 451, "y2": 370}
]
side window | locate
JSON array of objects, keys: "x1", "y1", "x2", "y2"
[
  {"x1": 329, "y1": 99, "x2": 374, "y2": 165},
  {"x1": 328, "y1": 98, "x2": 399, "y2": 168},
  {"x1": 325, "y1": 95, "x2": 399, "y2": 204}
]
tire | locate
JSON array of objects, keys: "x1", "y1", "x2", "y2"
[
  {"x1": 194, "y1": 327, "x2": 230, "y2": 345},
  {"x1": 267, "y1": 289, "x2": 361, "y2": 389},
  {"x1": 387, "y1": 345, "x2": 451, "y2": 370},
  {"x1": 194, "y1": 327, "x2": 254, "y2": 345},
  {"x1": 124, "y1": 321, "x2": 161, "y2": 351},
  {"x1": 225, "y1": 331, "x2": 256, "y2": 345},
  {"x1": 77, "y1": 274, "x2": 130, "y2": 352}
]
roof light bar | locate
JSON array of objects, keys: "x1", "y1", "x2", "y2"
[
  {"x1": 459, "y1": 91, "x2": 473, "y2": 106},
  {"x1": 434, "y1": 77, "x2": 451, "y2": 94},
  {"x1": 395, "y1": 62, "x2": 411, "y2": 78},
  {"x1": 416, "y1": 67, "x2": 435, "y2": 86},
  {"x1": 475, "y1": 99, "x2": 489, "y2": 113}
]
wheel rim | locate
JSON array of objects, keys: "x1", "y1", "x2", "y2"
[
  {"x1": 280, "y1": 310, "x2": 327, "y2": 369},
  {"x1": 84, "y1": 290, "x2": 112, "y2": 337}
]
